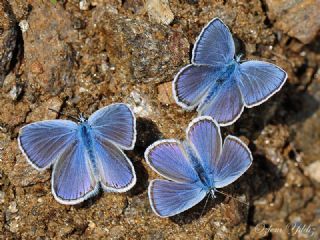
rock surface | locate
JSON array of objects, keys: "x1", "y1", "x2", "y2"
[
  {"x1": 266, "y1": 0, "x2": 320, "y2": 44},
  {"x1": 22, "y1": 0, "x2": 78, "y2": 95},
  {"x1": 0, "y1": 0, "x2": 319, "y2": 239},
  {"x1": 146, "y1": 0, "x2": 175, "y2": 25},
  {"x1": 0, "y1": 0, "x2": 17, "y2": 86}
]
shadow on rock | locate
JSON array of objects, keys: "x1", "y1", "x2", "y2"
[
  {"x1": 231, "y1": 151, "x2": 285, "y2": 200},
  {"x1": 128, "y1": 117, "x2": 162, "y2": 196},
  {"x1": 73, "y1": 186, "x2": 103, "y2": 209},
  {"x1": 229, "y1": 82, "x2": 319, "y2": 141},
  {"x1": 128, "y1": 160, "x2": 149, "y2": 196},
  {"x1": 277, "y1": 83, "x2": 319, "y2": 125},
  {"x1": 169, "y1": 193, "x2": 225, "y2": 225},
  {"x1": 133, "y1": 117, "x2": 162, "y2": 157}
]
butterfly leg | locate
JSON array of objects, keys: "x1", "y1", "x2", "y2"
[{"x1": 210, "y1": 189, "x2": 217, "y2": 199}]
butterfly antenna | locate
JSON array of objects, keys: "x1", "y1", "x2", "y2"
[
  {"x1": 48, "y1": 108, "x2": 79, "y2": 121},
  {"x1": 215, "y1": 189, "x2": 249, "y2": 207},
  {"x1": 200, "y1": 193, "x2": 211, "y2": 218}
]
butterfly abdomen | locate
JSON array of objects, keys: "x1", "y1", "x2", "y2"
[
  {"x1": 183, "y1": 142, "x2": 211, "y2": 189},
  {"x1": 79, "y1": 123, "x2": 98, "y2": 174},
  {"x1": 199, "y1": 62, "x2": 239, "y2": 110}
]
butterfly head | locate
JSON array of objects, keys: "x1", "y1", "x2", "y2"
[
  {"x1": 78, "y1": 113, "x2": 87, "y2": 123},
  {"x1": 235, "y1": 54, "x2": 243, "y2": 63}
]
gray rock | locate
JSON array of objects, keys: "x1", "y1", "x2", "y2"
[{"x1": 0, "y1": 0, "x2": 17, "y2": 86}]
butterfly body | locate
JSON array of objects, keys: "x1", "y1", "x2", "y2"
[
  {"x1": 222, "y1": 59, "x2": 238, "y2": 78},
  {"x1": 78, "y1": 121, "x2": 99, "y2": 174},
  {"x1": 200, "y1": 64, "x2": 239, "y2": 109},
  {"x1": 18, "y1": 103, "x2": 137, "y2": 204},
  {"x1": 173, "y1": 18, "x2": 287, "y2": 126},
  {"x1": 182, "y1": 141, "x2": 212, "y2": 189}
]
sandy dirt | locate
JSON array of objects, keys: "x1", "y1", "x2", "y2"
[{"x1": 0, "y1": 0, "x2": 319, "y2": 239}]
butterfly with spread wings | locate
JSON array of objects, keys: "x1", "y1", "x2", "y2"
[{"x1": 173, "y1": 18, "x2": 287, "y2": 126}]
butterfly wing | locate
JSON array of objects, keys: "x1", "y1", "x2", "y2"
[
  {"x1": 148, "y1": 179, "x2": 207, "y2": 217},
  {"x1": 173, "y1": 18, "x2": 235, "y2": 110},
  {"x1": 213, "y1": 136, "x2": 253, "y2": 188},
  {"x1": 238, "y1": 60, "x2": 287, "y2": 107},
  {"x1": 192, "y1": 18, "x2": 235, "y2": 67},
  {"x1": 186, "y1": 117, "x2": 222, "y2": 176},
  {"x1": 52, "y1": 140, "x2": 98, "y2": 204},
  {"x1": 18, "y1": 120, "x2": 78, "y2": 170},
  {"x1": 88, "y1": 103, "x2": 136, "y2": 150},
  {"x1": 173, "y1": 64, "x2": 221, "y2": 110},
  {"x1": 198, "y1": 77, "x2": 244, "y2": 126},
  {"x1": 94, "y1": 136, "x2": 136, "y2": 192},
  {"x1": 146, "y1": 139, "x2": 207, "y2": 217},
  {"x1": 145, "y1": 139, "x2": 200, "y2": 183}
]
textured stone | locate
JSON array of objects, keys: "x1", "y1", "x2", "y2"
[
  {"x1": 8, "y1": 153, "x2": 50, "y2": 187},
  {"x1": 146, "y1": 0, "x2": 175, "y2": 25},
  {"x1": 0, "y1": 99, "x2": 30, "y2": 128},
  {"x1": 91, "y1": 8, "x2": 189, "y2": 83},
  {"x1": 25, "y1": 97, "x2": 63, "y2": 123},
  {"x1": 0, "y1": 0, "x2": 17, "y2": 86},
  {"x1": 305, "y1": 161, "x2": 320, "y2": 183},
  {"x1": 294, "y1": 76, "x2": 320, "y2": 164},
  {"x1": 0, "y1": 0, "x2": 319, "y2": 239},
  {"x1": 254, "y1": 125, "x2": 290, "y2": 166},
  {"x1": 157, "y1": 81, "x2": 175, "y2": 105},
  {"x1": 267, "y1": 0, "x2": 320, "y2": 44},
  {"x1": 23, "y1": 0, "x2": 77, "y2": 94}
]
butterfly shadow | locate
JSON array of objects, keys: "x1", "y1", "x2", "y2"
[
  {"x1": 72, "y1": 189, "x2": 104, "y2": 209},
  {"x1": 232, "y1": 154, "x2": 285, "y2": 198},
  {"x1": 276, "y1": 82, "x2": 319, "y2": 125},
  {"x1": 230, "y1": 151, "x2": 286, "y2": 227},
  {"x1": 169, "y1": 192, "x2": 226, "y2": 225},
  {"x1": 228, "y1": 82, "x2": 319, "y2": 142},
  {"x1": 127, "y1": 117, "x2": 162, "y2": 196}
]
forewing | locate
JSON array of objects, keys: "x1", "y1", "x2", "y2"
[
  {"x1": 186, "y1": 117, "x2": 222, "y2": 176},
  {"x1": 148, "y1": 179, "x2": 207, "y2": 217},
  {"x1": 18, "y1": 120, "x2": 78, "y2": 170},
  {"x1": 192, "y1": 18, "x2": 235, "y2": 66},
  {"x1": 52, "y1": 141, "x2": 97, "y2": 204},
  {"x1": 238, "y1": 61, "x2": 287, "y2": 107},
  {"x1": 213, "y1": 136, "x2": 252, "y2": 188},
  {"x1": 145, "y1": 140, "x2": 200, "y2": 183},
  {"x1": 94, "y1": 136, "x2": 136, "y2": 192},
  {"x1": 173, "y1": 64, "x2": 220, "y2": 109},
  {"x1": 198, "y1": 80, "x2": 244, "y2": 126},
  {"x1": 88, "y1": 103, "x2": 136, "y2": 150}
]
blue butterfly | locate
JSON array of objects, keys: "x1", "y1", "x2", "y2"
[
  {"x1": 18, "y1": 103, "x2": 136, "y2": 205},
  {"x1": 145, "y1": 116, "x2": 252, "y2": 217},
  {"x1": 173, "y1": 18, "x2": 287, "y2": 126}
]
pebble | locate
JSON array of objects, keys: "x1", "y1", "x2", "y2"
[
  {"x1": 157, "y1": 81, "x2": 175, "y2": 105},
  {"x1": 305, "y1": 160, "x2": 320, "y2": 183},
  {"x1": 0, "y1": 191, "x2": 5, "y2": 203},
  {"x1": 9, "y1": 219, "x2": 19, "y2": 233},
  {"x1": 9, "y1": 84, "x2": 23, "y2": 100},
  {"x1": 129, "y1": 90, "x2": 153, "y2": 117},
  {"x1": 8, "y1": 201, "x2": 18, "y2": 213},
  {"x1": 79, "y1": 0, "x2": 90, "y2": 11},
  {"x1": 146, "y1": 0, "x2": 174, "y2": 25},
  {"x1": 19, "y1": 20, "x2": 29, "y2": 33}
]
